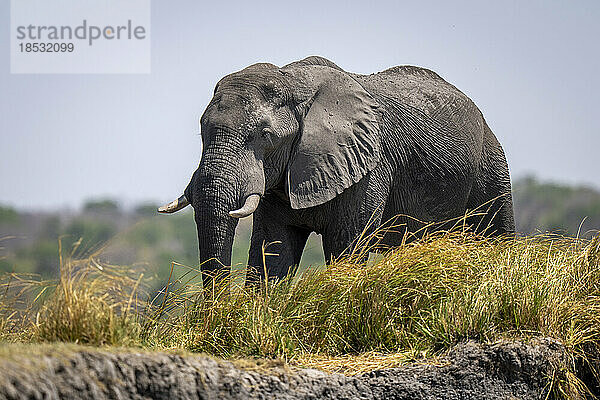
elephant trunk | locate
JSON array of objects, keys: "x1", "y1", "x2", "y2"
[
  {"x1": 188, "y1": 147, "x2": 265, "y2": 286},
  {"x1": 194, "y1": 186, "x2": 238, "y2": 286}
]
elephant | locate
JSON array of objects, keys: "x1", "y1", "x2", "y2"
[{"x1": 158, "y1": 56, "x2": 514, "y2": 286}]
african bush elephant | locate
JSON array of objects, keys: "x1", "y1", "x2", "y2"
[{"x1": 159, "y1": 56, "x2": 514, "y2": 285}]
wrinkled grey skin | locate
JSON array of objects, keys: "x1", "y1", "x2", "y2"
[{"x1": 165, "y1": 56, "x2": 514, "y2": 285}]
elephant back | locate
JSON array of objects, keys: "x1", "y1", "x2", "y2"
[
  {"x1": 283, "y1": 56, "x2": 345, "y2": 71},
  {"x1": 351, "y1": 66, "x2": 473, "y2": 116},
  {"x1": 352, "y1": 65, "x2": 486, "y2": 180}
]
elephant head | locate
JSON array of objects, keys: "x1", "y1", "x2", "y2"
[{"x1": 159, "y1": 57, "x2": 381, "y2": 283}]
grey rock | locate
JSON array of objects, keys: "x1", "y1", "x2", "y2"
[{"x1": 0, "y1": 339, "x2": 571, "y2": 400}]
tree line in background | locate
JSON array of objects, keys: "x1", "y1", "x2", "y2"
[{"x1": 0, "y1": 176, "x2": 599, "y2": 291}]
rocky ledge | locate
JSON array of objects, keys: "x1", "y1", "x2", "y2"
[{"x1": 0, "y1": 339, "x2": 573, "y2": 400}]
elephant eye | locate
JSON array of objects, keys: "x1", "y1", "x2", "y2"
[{"x1": 261, "y1": 127, "x2": 273, "y2": 137}]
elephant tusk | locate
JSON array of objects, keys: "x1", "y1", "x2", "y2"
[
  {"x1": 229, "y1": 194, "x2": 261, "y2": 218},
  {"x1": 157, "y1": 195, "x2": 190, "y2": 214}
]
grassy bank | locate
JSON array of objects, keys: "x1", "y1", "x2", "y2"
[{"x1": 1, "y1": 230, "x2": 600, "y2": 397}]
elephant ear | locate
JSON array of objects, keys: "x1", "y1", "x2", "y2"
[{"x1": 283, "y1": 65, "x2": 382, "y2": 209}]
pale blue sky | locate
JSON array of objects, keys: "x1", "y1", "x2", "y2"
[{"x1": 1, "y1": 0, "x2": 599, "y2": 210}]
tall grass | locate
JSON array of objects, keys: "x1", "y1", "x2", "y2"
[
  {"x1": 151, "y1": 233, "x2": 600, "y2": 360},
  {"x1": 1, "y1": 230, "x2": 600, "y2": 396},
  {"x1": 0, "y1": 239, "x2": 145, "y2": 346}
]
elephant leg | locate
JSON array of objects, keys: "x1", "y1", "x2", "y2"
[
  {"x1": 246, "y1": 196, "x2": 311, "y2": 286},
  {"x1": 322, "y1": 215, "x2": 382, "y2": 264},
  {"x1": 469, "y1": 181, "x2": 514, "y2": 236},
  {"x1": 467, "y1": 127, "x2": 515, "y2": 236},
  {"x1": 321, "y1": 178, "x2": 388, "y2": 263}
]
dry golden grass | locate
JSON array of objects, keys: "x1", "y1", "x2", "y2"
[
  {"x1": 292, "y1": 350, "x2": 447, "y2": 375},
  {"x1": 0, "y1": 239, "x2": 145, "y2": 346}
]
